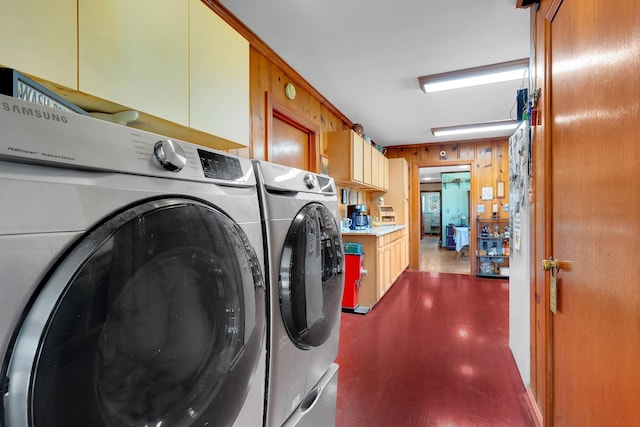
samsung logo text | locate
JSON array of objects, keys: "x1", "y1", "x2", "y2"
[{"x1": 2, "y1": 102, "x2": 69, "y2": 123}]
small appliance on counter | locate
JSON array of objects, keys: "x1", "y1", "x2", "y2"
[
  {"x1": 347, "y1": 205, "x2": 369, "y2": 230},
  {"x1": 377, "y1": 205, "x2": 397, "y2": 225}
]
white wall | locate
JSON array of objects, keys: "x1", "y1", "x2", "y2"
[
  {"x1": 508, "y1": 121, "x2": 531, "y2": 386},
  {"x1": 509, "y1": 204, "x2": 531, "y2": 386}
]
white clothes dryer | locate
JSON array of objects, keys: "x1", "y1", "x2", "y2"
[
  {"x1": 253, "y1": 161, "x2": 344, "y2": 427},
  {"x1": 0, "y1": 94, "x2": 266, "y2": 427}
]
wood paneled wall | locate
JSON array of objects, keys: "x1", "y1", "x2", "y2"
[
  {"x1": 242, "y1": 48, "x2": 348, "y2": 161},
  {"x1": 225, "y1": 49, "x2": 351, "y2": 160},
  {"x1": 386, "y1": 138, "x2": 509, "y2": 271}
]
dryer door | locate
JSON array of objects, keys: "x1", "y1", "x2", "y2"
[
  {"x1": 279, "y1": 203, "x2": 344, "y2": 349},
  {"x1": 2, "y1": 198, "x2": 265, "y2": 427}
]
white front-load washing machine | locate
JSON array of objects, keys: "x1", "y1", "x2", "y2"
[
  {"x1": 253, "y1": 161, "x2": 344, "y2": 427},
  {"x1": 0, "y1": 94, "x2": 267, "y2": 427}
]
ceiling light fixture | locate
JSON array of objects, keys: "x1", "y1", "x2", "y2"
[
  {"x1": 418, "y1": 58, "x2": 529, "y2": 93},
  {"x1": 431, "y1": 120, "x2": 519, "y2": 137}
]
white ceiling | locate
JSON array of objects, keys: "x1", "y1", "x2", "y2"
[{"x1": 218, "y1": 0, "x2": 531, "y2": 147}]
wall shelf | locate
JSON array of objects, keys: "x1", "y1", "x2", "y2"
[{"x1": 476, "y1": 217, "x2": 510, "y2": 278}]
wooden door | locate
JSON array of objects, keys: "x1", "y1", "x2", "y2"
[
  {"x1": 270, "y1": 115, "x2": 309, "y2": 170},
  {"x1": 548, "y1": 2, "x2": 640, "y2": 425}
]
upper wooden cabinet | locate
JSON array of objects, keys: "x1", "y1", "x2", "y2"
[
  {"x1": 326, "y1": 130, "x2": 364, "y2": 185},
  {"x1": 0, "y1": 0, "x2": 77, "y2": 89},
  {"x1": 371, "y1": 149, "x2": 387, "y2": 189},
  {"x1": 327, "y1": 130, "x2": 388, "y2": 191},
  {"x1": 79, "y1": 0, "x2": 190, "y2": 126},
  {"x1": 371, "y1": 147, "x2": 387, "y2": 191},
  {"x1": 190, "y1": 0, "x2": 249, "y2": 147},
  {"x1": 382, "y1": 155, "x2": 389, "y2": 191},
  {"x1": 362, "y1": 140, "x2": 372, "y2": 185}
]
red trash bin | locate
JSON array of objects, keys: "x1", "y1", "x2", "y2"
[{"x1": 342, "y1": 252, "x2": 368, "y2": 314}]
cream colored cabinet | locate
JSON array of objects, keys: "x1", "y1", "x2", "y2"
[
  {"x1": 327, "y1": 130, "x2": 388, "y2": 189},
  {"x1": 79, "y1": 0, "x2": 190, "y2": 126},
  {"x1": 2, "y1": 0, "x2": 248, "y2": 150},
  {"x1": 0, "y1": 0, "x2": 77, "y2": 89},
  {"x1": 190, "y1": 0, "x2": 249, "y2": 146}
]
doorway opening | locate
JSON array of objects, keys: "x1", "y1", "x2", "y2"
[{"x1": 419, "y1": 165, "x2": 471, "y2": 274}]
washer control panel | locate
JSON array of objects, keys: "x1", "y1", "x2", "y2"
[{"x1": 0, "y1": 94, "x2": 254, "y2": 186}]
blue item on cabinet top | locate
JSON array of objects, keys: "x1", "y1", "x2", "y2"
[{"x1": 343, "y1": 243, "x2": 362, "y2": 254}]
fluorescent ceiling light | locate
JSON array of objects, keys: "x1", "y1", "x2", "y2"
[
  {"x1": 419, "y1": 59, "x2": 529, "y2": 93},
  {"x1": 431, "y1": 120, "x2": 519, "y2": 137}
]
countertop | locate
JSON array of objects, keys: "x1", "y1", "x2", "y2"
[{"x1": 341, "y1": 224, "x2": 406, "y2": 237}]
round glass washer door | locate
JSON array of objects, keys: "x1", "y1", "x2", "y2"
[
  {"x1": 279, "y1": 203, "x2": 344, "y2": 350},
  {"x1": 3, "y1": 198, "x2": 265, "y2": 427}
]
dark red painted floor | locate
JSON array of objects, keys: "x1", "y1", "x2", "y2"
[{"x1": 335, "y1": 271, "x2": 533, "y2": 427}]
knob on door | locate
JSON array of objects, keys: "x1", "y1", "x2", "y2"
[
  {"x1": 542, "y1": 257, "x2": 559, "y2": 314},
  {"x1": 542, "y1": 256, "x2": 572, "y2": 314},
  {"x1": 542, "y1": 257, "x2": 559, "y2": 271},
  {"x1": 542, "y1": 257, "x2": 571, "y2": 272}
]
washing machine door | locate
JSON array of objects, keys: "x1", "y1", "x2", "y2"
[
  {"x1": 279, "y1": 202, "x2": 344, "y2": 350},
  {"x1": 1, "y1": 198, "x2": 265, "y2": 427}
]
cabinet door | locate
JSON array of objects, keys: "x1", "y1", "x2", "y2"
[
  {"x1": 351, "y1": 133, "x2": 364, "y2": 183},
  {"x1": 399, "y1": 235, "x2": 407, "y2": 272},
  {"x1": 371, "y1": 149, "x2": 380, "y2": 188},
  {"x1": 190, "y1": 0, "x2": 249, "y2": 147},
  {"x1": 362, "y1": 141, "x2": 372, "y2": 185},
  {"x1": 382, "y1": 156, "x2": 390, "y2": 191},
  {"x1": 400, "y1": 159, "x2": 408, "y2": 200},
  {"x1": 376, "y1": 247, "x2": 386, "y2": 300},
  {"x1": 383, "y1": 244, "x2": 392, "y2": 293},
  {"x1": 0, "y1": 0, "x2": 77, "y2": 89},
  {"x1": 78, "y1": 0, "x2": 189, "y2": 125}
]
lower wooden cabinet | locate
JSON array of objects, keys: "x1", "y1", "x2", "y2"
[{"x1": 342, "y1": 226, "x2": 408, "y2": 310}]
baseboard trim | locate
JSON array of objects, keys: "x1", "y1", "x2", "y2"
[{"x1": 523, "y1": 387, "x2": 544, "y2": 427}]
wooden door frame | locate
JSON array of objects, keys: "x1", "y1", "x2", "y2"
[
  {"x1": 411, "y1": 160, "x2": 473, "y2": 270},
  {"x1": 531, "y1": 1, "x2": 564, "y2": 425},
  {"x1": 265, "y1": 91, "x2": 320, "y2": 172}
]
